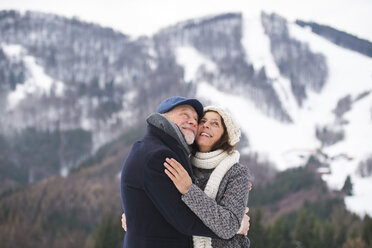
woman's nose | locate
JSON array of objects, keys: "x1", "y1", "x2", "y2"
[{"x1": 202, "y1": 122, "x2": 210, "y2": 129}]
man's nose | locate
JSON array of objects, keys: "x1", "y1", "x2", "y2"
[
  {"x1": 187, "y1": 117, "x2": 198, "y2": 126},
  {"x1": 188, "y1": 118, "x2": 197, "y2": 127}
]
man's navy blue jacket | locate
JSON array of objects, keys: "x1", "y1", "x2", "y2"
[{"x1": 121, "y1": 117, "x2": 218, "y2": 248}]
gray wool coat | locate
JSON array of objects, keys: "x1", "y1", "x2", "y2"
[{"x1": 182, "y1": 163, "x2": 251, "y2": 248}]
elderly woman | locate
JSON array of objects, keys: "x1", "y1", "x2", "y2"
[
  {"x1": 122, "y1": 106, "x2": 252, "y2": 247},
  {"x1": 163, "y1": 106, "x2": 252, "y2": 248}
]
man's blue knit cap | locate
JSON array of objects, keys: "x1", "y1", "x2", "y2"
[{"x1": 156, "y1": 96, "x2": 204, "y2": 119}]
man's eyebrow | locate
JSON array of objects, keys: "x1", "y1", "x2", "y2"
[{"x1": 180, "y1": 107, "x2": 197, "y2": 115}]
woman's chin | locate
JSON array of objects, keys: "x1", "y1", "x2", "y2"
[{"x1": 196, "y1": 141, "x2": 213, "y2": 152}]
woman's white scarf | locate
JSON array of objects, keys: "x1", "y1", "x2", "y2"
[{"x1": 191, "y1": 149, "x2": 240, "y2": 248}]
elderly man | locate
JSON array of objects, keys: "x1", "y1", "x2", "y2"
[{"x1": 120, "y1": 96, "x2": 219, "y2": 248}]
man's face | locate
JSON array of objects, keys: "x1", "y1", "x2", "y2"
[{"x1": 165, "y1": 105, "x2": 198, "y2": 145}]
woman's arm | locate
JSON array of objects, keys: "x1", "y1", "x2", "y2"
[{"x1": 164, "y1": 158, "x2": 251, "y2": 239}]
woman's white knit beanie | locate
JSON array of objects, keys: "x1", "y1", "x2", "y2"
[{"x1": 204, "y1": 106, "x2": 241, "y2": 146}]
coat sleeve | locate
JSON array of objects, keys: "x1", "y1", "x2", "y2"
[
  {"x1": 143, "y1": 150, "x2": 220, "y2": 238},
  {"x1": 181, "y1": 164, "x2": 250, "y2": 239}
]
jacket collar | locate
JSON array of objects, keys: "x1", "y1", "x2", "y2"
[{"x1": 146, "y1": 113, "x2": 192, "y2": 156}]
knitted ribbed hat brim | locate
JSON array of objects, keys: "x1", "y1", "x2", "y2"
[{"x1": 203, "y1": 106, "x2": 241, "y2": 146}]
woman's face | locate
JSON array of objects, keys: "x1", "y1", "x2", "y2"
[{"x1": 196, "y1": 111, "x2": 225, "y2": 152}]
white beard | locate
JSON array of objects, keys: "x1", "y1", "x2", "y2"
[
  {"x1": 180, "y1": 123, "x2": 196, "y2": 145},
  {"x1": 183, "y1": 131, "x2": 196, "y2": 145}
]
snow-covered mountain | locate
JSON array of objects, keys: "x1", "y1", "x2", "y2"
[
  {"x1": 174, "y1": 12, "x2": 372, "y2": 217},
  {"x1": 0, "y1": 10, "x2": 371, "y2": 217}
]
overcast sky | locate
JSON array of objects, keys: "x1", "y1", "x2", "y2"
[{"x1": 0, "y1": 0, "x2": 371, "y2": 40}]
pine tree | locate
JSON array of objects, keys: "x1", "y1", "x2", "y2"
[
  {"x1": 9, "y1": 71, "x2": 17, "y2": 91},
  {"x1": 294, "y1": 209, "x2": 316, "y2": 248},
  {"x1": 249, "y1": 207, "x2": 267, "y2": 248},
  {"x1": 335, "y1": 223, "x2": 347, "y2": 248},
  {"x1": 321, "y1": 221, "x2": 336, "y2": 248},
  {"x1": 268, "y1": 217, "x2": 293, "y2": 248},
  {"x1": 311, "y1": 221, "x2": 323, "y2": 248},
  {"x1": 362, "y1": 215, "x2": 372, "y2": 246},
  {"x1": 94, "y1": 213, "x2": 124, "y2": 248},
  {"x1": 342, "y1": 175, "x2": 353, "y2": 196},
  {"x1": 342, "y1": 237, "x2": 368, "y2": 248}
]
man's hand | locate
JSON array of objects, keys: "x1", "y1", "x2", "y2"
[
  {"x1": 237, "y1": 207, "x2": 250, "y2": 236},
  {"x1": 121, "y1": 213, "x2": 127, "y2": 232}
]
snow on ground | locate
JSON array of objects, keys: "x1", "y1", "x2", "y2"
[
  {"x1": 344, "y1": 176, "x2": 372, "y2": 217},
  {"x1": 1, "y1": 43, "x2": 24, "y2": 57},
  {"x1": 322, "y1": 93, "x2": 372, "y2": 217},
  {"x1": 2, "y1": 43, "x2": 65, "y2": 110},
  {"x1": 174, "y1": 43, "x2": 316, "y2": 171},
  {"x1": 175, "y1": 46, "x2": 217, "y2": 82},
  {"x1": 289, "y1": 23, "x2": 372, "y2": 116},
  {"x1": 242, "y1": 13, "x2": 300, "y2": 122},
  {"x1": 196, "y1": 82, "x2": 319, "y2": 170},
  {"x1": 242, "y1": 14, "x2": 276, "y2": 74},
  {"x1": 289, "y1": 22, "x2": 372, "y2": 216}
]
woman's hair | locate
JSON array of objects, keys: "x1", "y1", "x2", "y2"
[{"x1": 201, "y1": 110, "x2": 237, "y2": 154}]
